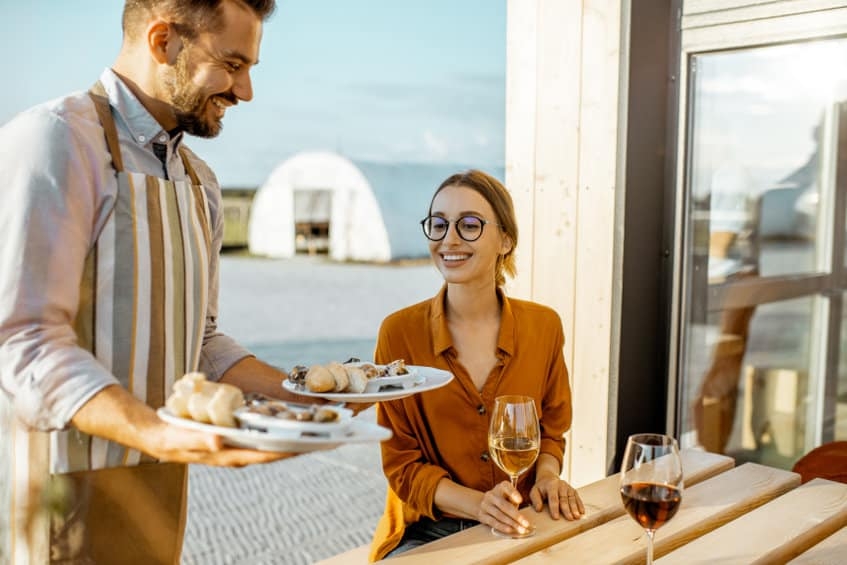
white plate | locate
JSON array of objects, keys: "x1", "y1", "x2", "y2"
[
  {"x1": 365, "y1": 371, "x2": 422, "y2": 393},
  {"x1": 157, "y1": 408, "x2": 391, "y2": 453},
  {"x1": 282, "y1": 365, "x2": 454, "y2": 402},
  {"x1": 234, "y1": 403, "x2": 353, "y2": 436}
]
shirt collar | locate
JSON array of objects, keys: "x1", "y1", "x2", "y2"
[
  {"x1": 429, "y1": 285, "x2": 517, "y2": 358},
  {"x1": 98, "y1": 68, "x2": 185, "y2": 150}
]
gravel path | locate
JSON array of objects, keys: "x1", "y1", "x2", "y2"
[{"x1": 181, "y1": 255, "x2": 441, "y2": 564}]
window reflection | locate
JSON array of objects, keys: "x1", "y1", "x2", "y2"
[
  {"x1": 685, "y1": 297, "x2": 818, "y2": 468},
  {"x1": 681, "y1": 37, "x2": 847, "y2": 469},
  {"x1": 689, "y1": 39, "x2": 847, "y2": 280}
]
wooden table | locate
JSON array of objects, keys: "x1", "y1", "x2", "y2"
[{"x1": 318, "y1": 450, "x2": 847, "y2": 564}]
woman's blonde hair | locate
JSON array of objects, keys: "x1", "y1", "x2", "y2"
[{"x1": 429, "y1": 169, "x2": 518, "y2": 288}]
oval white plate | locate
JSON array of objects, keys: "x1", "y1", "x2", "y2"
[
  {"x1": 282, "y1": 365, "x2": 454, "y2": 403},
  {"x1": 157, "y1": 407, "x2": 391, "y2": 452},
  {"x1": 234, "y1": 403, "x2": 353, "y2": 435}
]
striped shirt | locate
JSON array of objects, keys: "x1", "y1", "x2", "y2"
[{"x1": 0, "y1": 68, "x2": 253, "y2": 434}]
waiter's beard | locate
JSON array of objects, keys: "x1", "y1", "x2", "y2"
[{"x1": 165, "y1": 52, "x2": 233, "y2": 138}]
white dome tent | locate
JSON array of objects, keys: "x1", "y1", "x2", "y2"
[
  {"x1": 248, "y1": 151, "x2": 391, "y2": 262},
  {"x1": 248, "y1": 151, "x2": 505, "y2": 262}
]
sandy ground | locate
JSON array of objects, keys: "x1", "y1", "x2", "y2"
[{"x1": 181, "y1": 255, "x2": 441, "y2": 565}]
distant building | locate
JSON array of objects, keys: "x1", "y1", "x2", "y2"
[
  {"x1": 220, "y1": 188, "x2": 255, "y2": 249},
  {"x1": 246, "y1": 151, "x2": 504, "y2": 262}
]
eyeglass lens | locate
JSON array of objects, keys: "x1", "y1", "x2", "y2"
[{"x1": 423, "y1": 216, "x2": 485, "y2": 241}]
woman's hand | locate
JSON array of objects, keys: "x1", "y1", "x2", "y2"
[
  {"x1": 477, "y1": 480, "x2": 532, "y2": 536},
  {"x1": 529, "y1": 471, "x2": 584, "y2": 520}
]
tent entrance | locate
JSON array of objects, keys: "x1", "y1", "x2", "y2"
[{"x1": 293, "y1": 189, "x2": 331, "y2": 255}]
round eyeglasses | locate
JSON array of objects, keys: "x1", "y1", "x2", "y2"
[{"x1": 420, "y1": 215, "x2": 497, "y2": 242}]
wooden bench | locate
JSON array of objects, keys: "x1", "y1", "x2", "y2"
[
  {"x1": 788, "y1": 525, "x2": 847, "y2": 564},
  {"x1": 514, "y1": 462, "x2": 799, "y2": 564},
  {"x1": 316, "y1": 450, "x2": 733, "y2": 565},
  {"x1": 657, "y1": 478, "x2": 847, "y2": 564}
]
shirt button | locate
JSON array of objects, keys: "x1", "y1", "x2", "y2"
[
  {"x1": 477, "y1": 404, "x2": 486, "y2": 415},
  {"x1": 158, "y1": 134, "x2": 167, "y2": 142},
  {"x1": 480, "y1": 452, "x2": 490, "y2": 462},
  {"x1": 138, "y1": 135, "x2": 146, "y2": 142}
]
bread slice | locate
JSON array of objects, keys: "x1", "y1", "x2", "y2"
[
  {"x1": 326, "y1": 362, "x2": 350, "y2": 392},
  {"x1": 345, "y1": 366, "x2": 368, "y2": 394},
  {"x1": 305, "y1": 365, "x2": 336, "y2": 393}
]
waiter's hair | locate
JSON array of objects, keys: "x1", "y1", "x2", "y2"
[
  {"x1": 122, "y1": 0, "x2": 276, "y2": 40},
  {"x1": 429, "y1": 170, "x2": 519, "y2": 288}
]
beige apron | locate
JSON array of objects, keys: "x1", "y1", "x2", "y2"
[{"x1": 3, "y1": 82, "x2": 212, "y2": 565}]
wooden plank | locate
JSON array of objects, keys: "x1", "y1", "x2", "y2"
[
  {"x1": 507, "y1": 0, "x2": 622, "y2": 488},
  {"x1": 788, "y1": 525, "x2": 847, "y2": 564},
  {"x1": 378, "y1": 450, "x2": 732, "y2": 565},
  {"x1": 515, "y1": 462, "x2": 798, "y2": 564},
  {"x1": 685, "y1": 0, "x2": 782, "y2": 15},
  {"x1": 681, "y1": 7, "x2": 847, "y2": 52},
  {"x1": 657, "y1": 478, "x2": 847, "y2": 564},
  {"x1": 523, "y1": 0, "x2": 583, "y2": 484},
  {"x1": 683, "y1": 0, "x2": 847, "y2": 28},
  {"x1": 504, "y1": 0, "x2": 539, "y2": 304},
  {"x1": 569, "y1": 0, "x2": 625, "y2": 488}
]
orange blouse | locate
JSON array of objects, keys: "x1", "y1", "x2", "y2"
[{"x1": 369, "y1": 286, "x2": 573, "y2": 561}]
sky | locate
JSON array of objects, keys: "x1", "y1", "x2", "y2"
[{"x1": 0, "y1": 0, "x2": 506, "y2": 187}]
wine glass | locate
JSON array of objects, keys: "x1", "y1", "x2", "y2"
[
  {"x1": 488, "y1": 395, "x2": 541, "y2": 538},
  {"x1": 619, "y1": 433, "x2": 684, "y2": 565}
]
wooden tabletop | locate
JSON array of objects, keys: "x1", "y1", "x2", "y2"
[{"x1": 318, "y1": 449, "x2": 847, "y2": 564}]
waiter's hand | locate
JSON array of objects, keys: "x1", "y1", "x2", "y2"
[
  {"x1": 146, "y1": 420, "x2": 293, "y2": 466},
  {"x1": 71, "y1": 384, "x2": 295, "y2": 466}
]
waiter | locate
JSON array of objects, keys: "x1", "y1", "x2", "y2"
[{"x1": 0, "y1": 1, "x2": 310, "y2": 562}]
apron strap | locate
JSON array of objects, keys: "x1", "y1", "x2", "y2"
[
  {"x1": 179, "y1": 148, "x2": 212, "y2": 253},
  {"x1": 178, "y1": 147, "x2": 202, "y2": 186},
  {"x1": 88, "y1": 81, "x2": 125, "y2": 173}
]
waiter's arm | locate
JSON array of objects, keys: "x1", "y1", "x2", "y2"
[{"x1": 219, "y1": 356, "x2": 295, "y2": 398}]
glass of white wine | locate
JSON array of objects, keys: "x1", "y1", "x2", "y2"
[
  {"x1": 619, "y1": 433, "x2": 684, "y2": 565},
  {"x1": 488, "y1": 394, "x2": 541, "y2": 538}
]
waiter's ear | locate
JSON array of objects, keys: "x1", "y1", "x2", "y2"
[{"x1": 147, "y1": 19, "x2": 182, "y2": 65}]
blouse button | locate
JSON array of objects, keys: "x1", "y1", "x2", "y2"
[
  {"x1": 480, "y1": 452, "x2": 490, "y2": 462},
  {"x1": 477, "y1": 404, "x2": 486, "y2": 415}
]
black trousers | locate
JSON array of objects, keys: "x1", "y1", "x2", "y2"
[{"x1": 386, "y1": 516, "x2": 480, "y2": 558}]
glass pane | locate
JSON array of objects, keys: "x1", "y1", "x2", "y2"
[
  {"x1": 681, "y1": 296, "x2": 821, "y2": 469},
  {"x1": 689, "y1": 39, "x2": 847, "y2": 281}
]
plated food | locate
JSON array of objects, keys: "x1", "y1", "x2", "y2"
[
  {"x1": 287, "y1": 359, "x2": 417, "y2": 394},
  {"x1": 157, "y1": 407, "x2": 392, "y2": 453},
  {"x1": 160, "y1": 374, "x2": 393, "y2": 452},
  {"x1": 282, "y1": 364, "x2": 455, "y2": 403},
  {"x1": 234, "y1": 394, "x2": 353, "y2": 436},
  {"x1": 165, "y1": 372, "x2": 245, "y2": 428}
]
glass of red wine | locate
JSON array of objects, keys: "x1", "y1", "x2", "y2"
[
  {"x1": 619, "y1": 433, "x2": 683, "y2": 564},
  {"x1": 488, "y1": 395, "x2": 541, "y2": 538}
]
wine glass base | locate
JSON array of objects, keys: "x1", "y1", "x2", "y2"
[{"x1": 490, "y1": 524, "x2": 536, "y2": 539}]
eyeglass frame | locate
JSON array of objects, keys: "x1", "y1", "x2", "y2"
[{"x1": 419, "y1": 214, "x2": 500, "y2": 242}]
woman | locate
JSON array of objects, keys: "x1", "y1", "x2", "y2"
[{"x1": 370, "y1": 170, "x2": 584, "y2": 560}]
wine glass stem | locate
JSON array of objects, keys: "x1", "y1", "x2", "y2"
[
  {"x1": 510, "y1": 475, "x2": 518, "y2": 490},
  {"x1": 646, "y1": 529, "x2": 655, "y2": 565}
]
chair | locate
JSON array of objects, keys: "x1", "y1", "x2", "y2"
[{"x1": 791, "y1": 441, "x2": 847, "y2": 484}]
